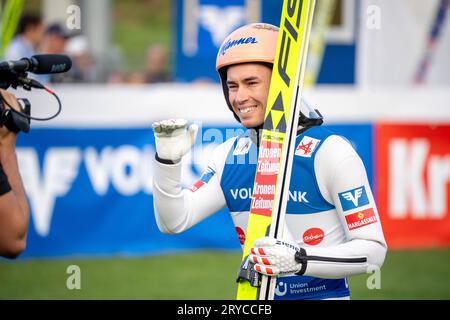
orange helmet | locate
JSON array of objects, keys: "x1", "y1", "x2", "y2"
[{"x1": 216, "y1": 23, "x2": 279, "y2": 122}]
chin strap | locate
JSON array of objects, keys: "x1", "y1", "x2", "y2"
[
  {"x1": 299, "y1": 109, "x2": 324, "y2": 128},
  {"x1": 249, "y1": 124, "x2": 263, "y2": 147}
]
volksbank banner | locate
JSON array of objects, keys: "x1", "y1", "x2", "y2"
[
  {"x1": 6, "y1": 85, "x2": 448, "y2": 258},
  {"x1": 15, "y1": 124, "x2": 373, "y2": 258}
]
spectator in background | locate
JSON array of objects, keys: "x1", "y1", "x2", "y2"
[
  {"x1": 64, "y1": 35, "x2": 96, "y2": 83},
  {"x1": 107, "y1": 70, "x2": 128, "y2": 84},
  {"x1": 4, "y1": 13, "x2": 48, "y2": 83},
  {"x1": 128, "y1": 71, "x2": 147, "y2": 85},
  {"x1": 4, "y1": 14, "x2": 44, "y2": 60},
  {"x1": 40, "y1": 23, "x2": 71, "y2": 84},
  {"x1": 144, "y1": 44, "x2": 171, "y2": 83},
  {"x1": 41, "y1": 23, "x2": 70, "y2": 55}
]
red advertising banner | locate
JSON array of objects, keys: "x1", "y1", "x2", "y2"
[{"x1": 376, "y1": 123, "x2": 450, "y2": 249}]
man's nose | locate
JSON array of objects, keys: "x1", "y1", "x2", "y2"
[{"x1": 236, "y1": 86, "x2": 250, "y2": 104}]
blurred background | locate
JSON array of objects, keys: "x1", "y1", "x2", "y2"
[{"x1": 0, "y1": 0, "x2": 449, "y2": 299}]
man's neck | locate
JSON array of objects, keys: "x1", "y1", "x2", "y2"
[
  {"x1": 248, "y1": 123, "x2": 308, "y2": 148},
  {"x1": 248, "y1": 124, "x2": 263, "y2": 147}
]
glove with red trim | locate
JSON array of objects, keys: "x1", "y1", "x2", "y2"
[{"x1": 249, "y1": 237, "x2": 306, "y2": 276}]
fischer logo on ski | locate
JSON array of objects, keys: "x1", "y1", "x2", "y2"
[{"x1": 237, "y1": 0, "x2": 316, "y2": 300}]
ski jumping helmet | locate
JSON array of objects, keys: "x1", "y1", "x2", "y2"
[
  {"x1": 216, "y1": 22, "x2": 323, "y2": 127},
  {"x1": 216, "y1": 23, "x2": 278, "y2": 123}
]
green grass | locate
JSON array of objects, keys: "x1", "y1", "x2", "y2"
[
  {"x1": 349, "y1": 248, "x2": 450, "y2": 299},
  {"x1": 0, "y1": 251, "x2": 239, "y2": 300},
  {"x1": 1, "y1": 249, "x2": 450, "y2": 299}
]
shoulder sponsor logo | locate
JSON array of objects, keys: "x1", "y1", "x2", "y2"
[
  {"x1": 295, "y1": 136, "x2": 321, "y2": 157},
  {"x1": 302, "y1": 227, "x2": 324, "y2": 245},
  {"x1": 233, "y1": 137, "x2": 252, "y2": 156},
  {"x1": 345, "y1": 208, "x2": 377, "y2": 230},
  {"x1": 338, "y1": 186, "x2": 370, "y2": 211}
]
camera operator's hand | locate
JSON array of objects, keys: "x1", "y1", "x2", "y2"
[
  {"x1": 0, "y1": 88, "x2": 29, "y2": 259},
  {"x1": 0, "y1": 89, "x2": 21, "y2": 144}
]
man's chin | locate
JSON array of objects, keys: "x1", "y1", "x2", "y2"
[{"x1": 240, "y1": 119, "x2": 263, "y2": 129}]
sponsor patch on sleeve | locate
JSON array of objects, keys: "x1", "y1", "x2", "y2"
[
  {"x1": 338, "y1": 185, "x2": 370, "y2": 211},
  {"x1": 345, "y1": 208, "x2": 377, "y2": 230},
  {"x1": 295, "y1": 136, "x2": 321, "y2": 157},
  {"x1": 189, "y1": 167, "x2": 215, "y2": 192}
]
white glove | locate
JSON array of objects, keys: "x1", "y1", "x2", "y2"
[
  {"x1": 249, "y1": 237, "x2": 305, "y2": 276},
  {"x1": 152, "y1": 119, "x2": 198, "y2": 162}
]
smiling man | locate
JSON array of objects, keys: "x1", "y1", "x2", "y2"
[
  {"x1": 151, "y1": 23, "x2": 387, "y2": 300},
  {"x1": 226, "y1": 64, "x2": 271, "y2": 128}
]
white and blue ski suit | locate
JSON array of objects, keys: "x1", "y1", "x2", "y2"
[{"x1": 153, "y1": 125, "x2": 387, "y2": 300}]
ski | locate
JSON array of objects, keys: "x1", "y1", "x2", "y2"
[
  {"x1": 237, "y1": 0, "x2": 316, "y2": 300},
  {"x1": 414, "y1": 0, "x2": 449, "y2": 84}
]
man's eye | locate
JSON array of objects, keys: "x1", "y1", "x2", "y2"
[
  {"x1": 228, "y1": 84, "x2": 237, "y2": 90},
  {"x1": 249, "y1": 81, "x2": 258, "y2": 86}
]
